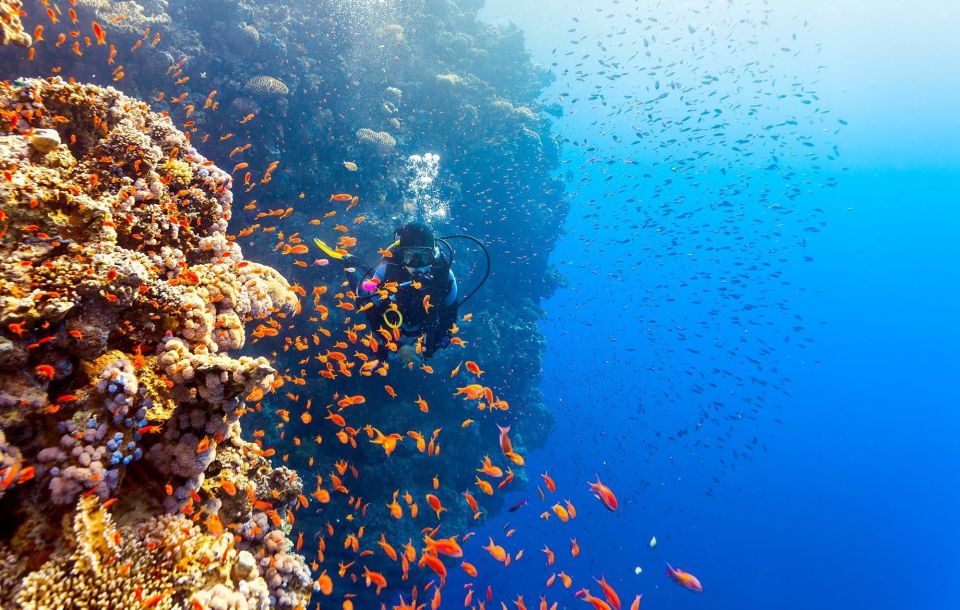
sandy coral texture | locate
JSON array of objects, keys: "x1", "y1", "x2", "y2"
[{"x1": 0, "y1": 0, "x2": 30, "y2": 47}]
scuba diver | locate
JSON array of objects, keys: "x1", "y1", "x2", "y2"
[{"x1": 315, "y1": 220, "x2": 489, "y2": 362}]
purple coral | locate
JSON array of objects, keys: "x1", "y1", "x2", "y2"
[{"x1": 258, "y1": 530, "x2": 312, "y2": 609}]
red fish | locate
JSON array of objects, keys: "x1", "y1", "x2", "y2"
[
  {"x1": 541, "y1": 471, "x2": 556, "y2": 493},
  {"x1": 594, "y1": 575, "x2": 621, "y2": 610},
  {"x1": 575, "y1": 590, "x2": 612, "y2": 610},
  {"x1": 497, "y1": 424, "x2": 513, "y2": 455},
  {"x1": 588, "y1": 475, "x2": 618, "y2": 511},
  {"x1": 91, "y1": 21, "x2": 106, "y2": 45},
  {"x1": 666, "y1": 563, "x2": 703, "y2": 592}
]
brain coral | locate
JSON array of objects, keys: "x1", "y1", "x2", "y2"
[
  {"x1": 0, "y1": 77, "x2": 309, "y2": 608},
  {"x1": 356, "y1": 127, "x2": 397, "y2": 155},
  {"x1": 244, "y1": 76, "x2": 290, "y2": 97}
]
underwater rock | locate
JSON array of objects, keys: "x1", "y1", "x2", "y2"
[
  {"x1": 0, "y1": 77, "x2": 308, "y2": 608},
  {"x1": 27, "y1": 129, "x2": 60, "y2": 154}
]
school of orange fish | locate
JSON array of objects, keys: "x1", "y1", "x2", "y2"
[{"x1": 0, "y1": 2, "x2": 708, "y2": 609}]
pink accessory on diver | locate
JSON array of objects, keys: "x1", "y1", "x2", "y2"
[{"x1": 362, "y1": 280, "x2": 378, "y2": 292}]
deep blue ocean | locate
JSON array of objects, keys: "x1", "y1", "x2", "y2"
[{"x1": 443, "y1": 1, "x2": 960, "y2": 609}]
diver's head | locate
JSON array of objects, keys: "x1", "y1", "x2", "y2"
[{"x1": 394, "y1": 221, "x2": 436, "y2": 276}]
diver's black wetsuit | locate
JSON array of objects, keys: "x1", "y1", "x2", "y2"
[{"x1": 356, "y1": 253, "x2": 459, "y2": 359}]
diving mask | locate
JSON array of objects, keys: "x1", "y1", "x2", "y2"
[{"x1": 400, "y1": 246, "x2": 434, "y2": 272}]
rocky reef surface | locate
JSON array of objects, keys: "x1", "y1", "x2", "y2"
[{"x1": 0, "y1": 76, "x2": 310, "y2": 609}]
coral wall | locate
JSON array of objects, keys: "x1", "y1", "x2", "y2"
[{"x1": 0, "y1": 77, "x2": 310, "y2": 609}]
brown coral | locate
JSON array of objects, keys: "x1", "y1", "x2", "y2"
[
  {"x1": 0, "y1": 78, "x2": 308, "y2": 608},
  {"x1": 14, "y1": 496, "x2": 266, "y2": 610},
  {"x1": 0, "y1": 0, "x2": 30, "y2": 47}
]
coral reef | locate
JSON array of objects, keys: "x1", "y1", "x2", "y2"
[
  {"x1": 14, "y1": 496, "x2": 271, "y2": 610},
  {"x1": 245, "y1": 76, "x2": 290, "y2": 98},
  {"x1": 0, "y1": 0, "x2": 569, "y2": 603},
  {"x1": 0, "y1": 77, "x2": 308, "y2": 608},
  {"x1": 0, "y1": 0, "x2": 30, "y2": 47},
  {"x1": 356, "y1": 127, "x2": 398, "y2": 156}
]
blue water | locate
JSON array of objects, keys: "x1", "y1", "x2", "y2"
[{"x1": 443, "y1": 1, "x2": 960, "y2": 608}]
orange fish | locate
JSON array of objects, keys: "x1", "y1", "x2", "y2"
[
  {"x1": 477, "y1": 455, "x2": 503, "y2": 478},
  {"x1": 594, "y1": 575, "x2": 621, "y2": 610},
  {"x1": 415, "y1": 395, "x2": 429, "y2": 413},
  {"x1": 482, "y1": 538, "x2": 507, "y2": 562},
  {"x1": 0, "y1": 462, "x2": 21, "y2": 489},
  {"x1": 424, "y1": 534, "x2": 462, "y2": 558},
  {"x1": 497, "y1": 424, "x2": 513, "y2": 455},
  {"x1": 419, "y1": 552, "x2": 448, "y2": 584},
  {"x1": 282, "y1": 244, "x2": 310, "y2": 255},
  {"x1": 666, "y1": 564, "x2": 703, "y2": 592},
  {"x1": 465, "y1": 360, "x2": 484, "y2": 376},
  {"x1": 378, "y1": 533, "x2": 398, "y2": 561},
  {"x1": 92, "y1": 21, "x2": 106, "y2": 45},
  {"x1": 462, "y1": 491, "x2": 480, "y2": 516},
  {"x1": 362, "y1": 566, "x2": 388, "y2": 594},
  {"x1": 575, "y1": 590, "x2": 612, "y2": 610},
  {"x1": 588, "y1": 475, "x2": 618, "y2": 511},
  {"x1": 542, "y1": 471, "x2": 557, "y2": 493},
  {"x1": 425, "y1": 493, "x2": 445, "y2": 520},
  {"x1": 34, "y1": 364, "x2": 55, "y2": 379},
  {"x1": 475, "y1": 477, "x2": 493, "y2": 496},
  {"x1": 195, "y1": 436, "x2": 211, "y2": 454}
]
